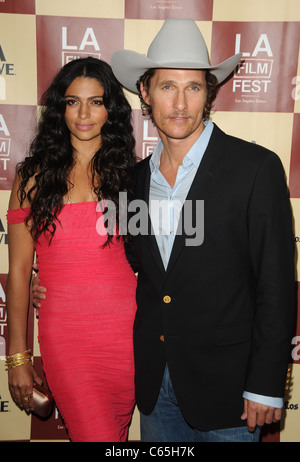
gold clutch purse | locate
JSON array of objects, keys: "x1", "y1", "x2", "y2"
[{"x1": 33, "y1": 383, "x2": 54, "y2": 418}]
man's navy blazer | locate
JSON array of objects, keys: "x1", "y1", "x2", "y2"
[{"x1": 127, "y1": 123, "x2": 295, "y2": 431}]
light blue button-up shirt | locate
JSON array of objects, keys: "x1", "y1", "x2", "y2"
[
  {"x1": 149, "y1": 119, "x2": 213, "y2": 269},
  {"x1": 149, "y1": 118, "x2": 282, "y2": 410}
]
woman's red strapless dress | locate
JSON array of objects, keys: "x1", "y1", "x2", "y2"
[{"x1": 7, "y1": 201, "x2": 137, "y2": 442}]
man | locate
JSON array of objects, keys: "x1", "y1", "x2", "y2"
[
  {"x1": 33, "y1": 19, "x2": 295, "y2": 442},
  {"x1": 110, "y1": 19, "x2": 295, "y2": 442}
]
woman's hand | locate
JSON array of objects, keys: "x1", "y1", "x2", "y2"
[
  {"x1": 8, "y1": 364, "x2": 43, "y2": 413},
  {"x1": 32, "y1": 263, "x2": 47, "y2": 309}
]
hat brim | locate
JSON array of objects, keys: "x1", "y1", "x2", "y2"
[{"x1": 111, "y1": 50, "x2": 242, "y2": 93}]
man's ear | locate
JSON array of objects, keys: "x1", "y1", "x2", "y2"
[{"x1": 140, "y1": 82, "x2": 150, "y2": 105}]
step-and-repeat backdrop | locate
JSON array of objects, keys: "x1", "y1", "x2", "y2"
[{"x1": 0, "y1": 0, "x2": 299, "y2": 442}]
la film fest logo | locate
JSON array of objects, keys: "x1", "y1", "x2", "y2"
[
  {"x1": 0, "y1": 213, "x2": 8, "y2": 245},
  {"x1": 292, "y1": 76, "x2": 300, "y2": 102},
  {"x1": 61, "y1": 26, "x2": 101, "y2": 66},
  {"x1": 0, "y1": 393, "x2": 9, "y2": 413},
  {"x1": 142, "y1": 119, "x2": 158, "y2": 159},
  {"x1": 231, "y1": 28, "x2": 300, "y2": 106},
  {"x1": 0, "y1": 279, "x2": 7, "y2": 358},
  {"x1": 0, "y1": 44, "x2": 15, "y2": 101},
  {"x1": 37, "y1": 16, "x2": 124, "y2": 101},
  {"x1": 233, "y1": 32, "x2": 273, "y2": 101},
  {"x1": 0, "y1": 113, "x2": 11, "y2": 182}
]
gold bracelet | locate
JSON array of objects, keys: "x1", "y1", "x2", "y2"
[
  {"x1": 5, "y1": 350, "x2": 32, "y2": 371},
  {"x1": 5, "y1": 359, "x2": 32, "y2": 371},
  {"x1": 6, "y1": 353, "x2": 31, "y2": 364},
  {"x1": 6, "y1": 349, "x2": 31, "y2": 360}
]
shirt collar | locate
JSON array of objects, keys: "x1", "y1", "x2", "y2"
[{"x1": 150, "y1": 119, "x2": 214, "y2": 173}]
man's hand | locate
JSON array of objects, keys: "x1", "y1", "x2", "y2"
[
  {"x1": 241, "y1": 398, "x2": 281, "y2": 432},
  {"x1": 32, "y1": 263, "x2": 46, "y2": 308}
]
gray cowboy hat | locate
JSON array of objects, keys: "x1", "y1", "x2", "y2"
[{"x1": 111, "y1": 18, "x2": 242, "y2": 93}]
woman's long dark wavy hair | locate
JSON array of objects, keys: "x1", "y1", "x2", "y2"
[{"x1": 17, "y1": 57, "x2": 136, "y2": 246}]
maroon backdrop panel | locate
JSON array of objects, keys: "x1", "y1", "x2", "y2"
[
  {"x1": 211, "y1": 22, "x2": 300, "y2": 112},
  {"x1": 289, "y1": 114, "x2": 300, "y2": 198},
  {"x1": 125, "y1": 0, "x2": 213, "y2": 20},
  {"x1": 0, "y1": 105, "x2": 37, "y2": 190},
  {"x1": 36, "y1": 16, "x2": 124, "y2": 102}
]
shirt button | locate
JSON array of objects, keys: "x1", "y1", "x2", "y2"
[
  {"x1": 160, "y1": 335, "x2": 165, "y2": 342},
  {"x1": 163, "y1": 295, "x2": 171, "y2": 303}
]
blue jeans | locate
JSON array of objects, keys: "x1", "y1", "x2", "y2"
[{"x1": 140, "y1": 365, "x2": 261, "y2": 442}]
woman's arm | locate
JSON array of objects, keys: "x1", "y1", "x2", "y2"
[{"x1": 6, "y1": 174, "x2": 42, "y2": 412}]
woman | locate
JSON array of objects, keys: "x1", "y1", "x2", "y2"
[{"x1": 6, "y1": 57, "x2": 137, "y2": 442}]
